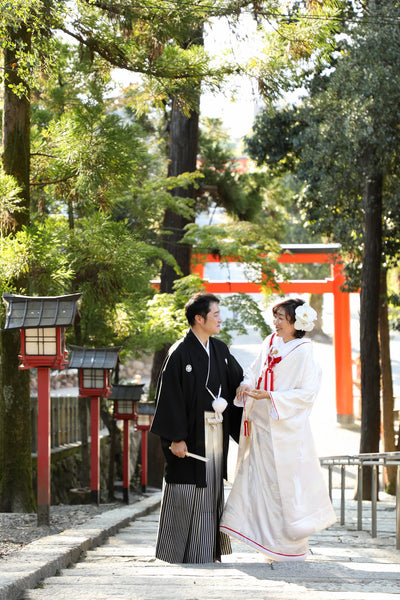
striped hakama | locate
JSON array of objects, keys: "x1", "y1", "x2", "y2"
[{"x1": 155, "y1": 412, "x2": 231, "y2": 563}]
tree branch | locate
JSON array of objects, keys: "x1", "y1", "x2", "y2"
[{"x1": 31, "y1": 174, "x2": 77, "y2": 188}]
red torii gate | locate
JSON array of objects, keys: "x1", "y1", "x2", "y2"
[{"x1": 192, "y1": 243, "x2": 354, "y2": 425}]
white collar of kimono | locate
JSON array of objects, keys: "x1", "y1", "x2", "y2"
[
  {"x1": 191, "y1": 331, "x2": 226, "y2": 418},
  {"x1": 271, "y1": 334, "x2": 311, "y2": 359},
  {"x1": 193, "y1": 331, "x2": 210, "y2": 355}
]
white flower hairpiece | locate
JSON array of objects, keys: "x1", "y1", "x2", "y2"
[{"x1": 294, "y1": 303, "x2": 317, "y2": 332}]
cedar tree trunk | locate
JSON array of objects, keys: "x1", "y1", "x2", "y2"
[
  {"x1": 358, "y1": 165, "x2": 383, "y2": 499},
  {"x1": 0, "y1": 24, "x2": 35, "y2": 512}
]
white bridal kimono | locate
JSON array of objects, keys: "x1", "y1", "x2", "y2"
[{"x1": 220, "y1": 334, "x2": 336, "y2": 561}]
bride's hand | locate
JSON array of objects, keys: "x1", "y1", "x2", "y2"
[
  {"x1": 246, "y1": 389, "x2": 271, "y2": 400},
  {"x1": 236, "y1": 384, "x2": 250, "y2": 402}
]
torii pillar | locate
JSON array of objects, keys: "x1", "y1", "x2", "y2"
[{"x1": 332, "y1": 262, "x2": 354, "y2": 425}]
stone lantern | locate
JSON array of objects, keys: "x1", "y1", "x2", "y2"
[
  {"x1": 68, "y1": 345, "x2": 120, "y2": 504},
  {"x1": 2, "y1": 293, "x2": 81, "y2": 525}
]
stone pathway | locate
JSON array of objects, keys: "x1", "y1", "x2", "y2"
[{"x1": 18, "y1": 490, "x2": 400, "y2": 600}]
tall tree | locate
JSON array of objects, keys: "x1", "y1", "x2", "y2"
[
  {"x1": 379, "y1": 269, "x2": 397, "y2": 492},
  {"x1": 246, "y1": 1, "x2": 400, "y2": 493},
  {"x1": 359, "y1": 164, "x2": 382, "y2": 464},
  {"x1": 295, "y1": 2, "x2": 400, "y2": 496},
  {"x1": 0, "y1": 0, "x2": 245, "y2": 509},
  {"x1": 149, "y1": 21, "x2": 203, "y2": 393},
  {"x1": 0, "y1": 14, "x2": 35, "y2": 511}
]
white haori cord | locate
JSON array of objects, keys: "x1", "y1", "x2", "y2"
[{"x1": 207, "y1": 385, "x2": 228, "y2": 423}]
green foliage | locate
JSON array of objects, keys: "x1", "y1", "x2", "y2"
[
  {"x1": 198, "y1": 128, "x2": 267, "y2": 221},
  {"x1": 0, "y1": 0, "x2": 266, "y2": 112},
  {"x1": 57, "y1": 1, "x2": 255, "y2": 112},
  {"x1": 245, "y1": 106, "x2": 303, "y2": 174},
  {"x1": 244, "y1": 2, "x2": 400, "y2": 289},
  {"x1": 0, "y1": 219, "x2": 73, "y2": 295},
  {"x1": 0, "y1": 217, "x2": 74, "y2": 330},
  {"x1": 220, "y1": 292, "x2": 272, "y2": 345},
  {"x1": 34, "y1": 109, "x2": 150, "y2": 212},
  {"x1": 293, "y1": 2, "x2": 400, "y2": 286},
  {"x1": 0, "y1": 169, "x2": 26, "y2": 235},
  {"x1": 0, "y1": 0, "x2": 60, "y2": 94},
  {"x1": 30, "y1": 49, "x2": 153, "y2": 216},
  {"x1": 388, "y1": 291, "x2": 400, "y2": 332},
  {"x1": 66, "y1": 214, "x2": 159, "y2": 348},
  {"x1": 23, "y1": 219, "x2": 74, "y2": 295},
  {"x1": 141, "y1": 276, "x2": 272, "y2": 350},
  {"x1": 387, "y1": 267, "x2": 400, "y2": 332},
  {"x1": 184, "y1": 219, "x2": 281, "y2": 287},
  {"x1": 246, "y1": 104, "x2": 361, "y2": 273},
  {"x1": 250, "y1": 0, "x2": 344, "y2": 103},
  {"x1": 244, "y1": 101, "x2": 335, "y2": 271},
  {"x1": 197, "y1": 116, "x2": 290, "y2": 248},
  {"x1": 142, "y1": 274, "x2": 205, "y2": 351},
  {"x1": 198, "y1": 118, "x2": 269, "y2": 221},
  {"x1": 0, "y1": 234, "x2": 30, "y2": 297},
  {"x1": 29, "y1": 42, "x2": 204, "y2": 233}
]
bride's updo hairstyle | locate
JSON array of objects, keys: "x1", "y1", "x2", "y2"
[{"x1": 272, "y1": 298, "x2": 307, "y2": 339}]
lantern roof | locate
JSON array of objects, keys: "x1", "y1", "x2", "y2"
[
  {"x1": 110, "y1": 383, "x2": 144, "y2": 401},
  {"x1": 136, "y1": 401, "x2": 154, "y2": 415},
  {"x1": 2, "y1": 293, "x2": 81, "y2": 330},
  {"x1": 67, "y1": 345, "x2": 121, "y2": 370}
]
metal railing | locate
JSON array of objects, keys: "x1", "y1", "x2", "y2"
[{"x1": 320, "y1": 452, "x2": 400, "y2": 550}]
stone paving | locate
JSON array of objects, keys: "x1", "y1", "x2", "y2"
[{"x1": 14, "y1": 487, "x2": 400, "y2": 600}]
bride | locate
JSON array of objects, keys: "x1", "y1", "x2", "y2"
[{"x1": 220, "y1": 297, "x2": 336, "y2": 561}]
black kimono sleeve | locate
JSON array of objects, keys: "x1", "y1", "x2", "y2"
[{"x1": 150, "y1": 344, "x2": 190, "y2": 443}]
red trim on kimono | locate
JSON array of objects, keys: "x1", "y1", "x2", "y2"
[
  {"x1": 257, "y1": 335, "x2": 309, "y2": 420},
  {"x1": 219, "y1": 525, "x2": 308, "y2": 561}
]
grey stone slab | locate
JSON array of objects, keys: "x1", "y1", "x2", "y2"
[
  {"x1": 21, "y1": 575, "x2": 400, "y2": 600},
  {"x1": 0, "y1": 494, "x2": 161, "y2": 600},
  {"x1": 39, "y1": 559, "x2": 400, "y2": 583}
]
